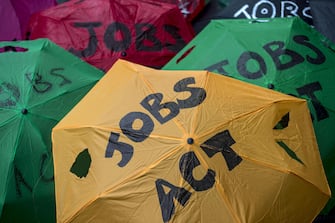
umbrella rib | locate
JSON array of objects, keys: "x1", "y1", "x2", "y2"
[
  {"x1": 27, "y1": 83, "x2": 96, "y2": 111},
  {"x1": 68, "y1": 99, "x2": 326, "y2": 222},
  {"x1": 193, "y1": 145, "x2": 329, "y2": 223},
  {"x1": 196, "y1": 100, "x2": 280, "y2": 140},
  {"x1": 67, "y1": 143, "x2": 186, "y2": 223},
  {"x1": 193, "y1": 101, "x2": 330, "y2": 219},
  {"x1": 200, "y1": 101, "x2": 330, "y2": 193},
  {"x1": 135, "y1": 65, "x2": 191, "y2": 134},
  {"x1": 191, "y1": 146, "x2": 243, "y2": 223},
  {"x1": 0, "y1": 110, "x2": 19, "y2": 127},
  {"x1": 239, "y1": 153, "x2": 330, "y2": 199},
  {"x1": 189, "y1": 71, "x2": 210, "y2": 137},
  {"x1": 55, "y1": 125, "x2": 184, "y2": 143},
  {"x1": 1, "y1": 114, "x2": 23, "y2": 204},
  {"x1": 28, "y1": 110, "x2": 59, "y2": 123},
  {"x1": 65, "y1": 118, "x2": 326, "y2": 220},
  {"x1": 104, "y1": 144, "x2": 183, "y2": 188}
]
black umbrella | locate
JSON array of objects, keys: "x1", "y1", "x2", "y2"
[
  {"x1": 310, "y1": 0, "x2": 335, "y2": 44},
  {"x1": 192, "y1": 0, "x2": 313, "y2": 33}
]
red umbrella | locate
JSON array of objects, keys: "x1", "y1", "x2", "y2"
[{"x1": 28, "y1": 0, "x2": 195, "y2": 71}]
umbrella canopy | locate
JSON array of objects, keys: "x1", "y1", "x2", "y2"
[
  {"x1": 154, "y1": 0, "x2": 210, "y2": 21},
  {"x1": 27, "y1": 0, "x2": 195, "y2": 72},
  {"x1": 0, "y1": 38, "x2": 103, "y2": 222},
  {"x1": 192, "y1": 0, "x2": 227, "y2": 33},
  {"x1": 52, "y1": 59, "x2": 329, "y2": 223},
  {"x1": 0, "y1": 0, "x2": 56, "y2": 41},
  {"x1": 192, "y1": 0, "x2": 312, "y2": 33},
  {"x1": 163, "y1": 16, "x2": 335, "y2": 214},
  {"x1": 310, "y1": 0, "x2": 335, "y2": 44},
  {"x1": 55, "y1": 0, "x2": 208, "y2": 22},
  {"x1": 219, "y1": 0, "x2": 312, "y2": 24}
]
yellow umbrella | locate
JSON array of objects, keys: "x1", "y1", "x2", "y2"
[{"x1": 52, "y1": 59, "x2": 330, "y2": 223}]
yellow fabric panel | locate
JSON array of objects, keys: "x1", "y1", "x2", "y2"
[{"x1": 52, "y1": 59, "x2": 330, "y2": 223}]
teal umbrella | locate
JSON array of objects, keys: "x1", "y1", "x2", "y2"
[
  {"x1": 163, "y1": 17, "x2": 335, "y2": 214},
  {"x1": 0, "y1": 38, "x2": 103, "y2": 222}
]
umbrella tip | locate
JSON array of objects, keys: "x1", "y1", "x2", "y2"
[
  {"x1": 267, "y1": 83, "x2": 275, "y2": 89},
  {"x1": 21, "y1": 108, "x2": 28, "y2": 115},
  {"x1": 187, "y1": 138, "x2": 194, "y2": 145}
]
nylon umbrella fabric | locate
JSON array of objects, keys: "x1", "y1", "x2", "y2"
[
  {"x1": 163, "y1": 16, "x2": 335, "y2": 214},
  {"x1": 0, "y1": 0, "x2": 56, "y2": 41},
  {"x1": 310, "y1": 0, "x2": 335, "y2": 44},
  {"x1": 27, "y1": 0, "x2": 195, "y2": 72},
  {"x1": 56, "y1": 0, "x2": 209, "y2": 22},
  {"x1": 218, "y1": 0, "x2": 313, "y2": 24},
  {"x1": 0, "y1": 38, "x2": 103, "y2": 223},
  {"x1": 52, "y1": 59, "x2": 329, "y2": 223},
  {"x1": 153, "y1": 0, "x2": 210, "y2": 21},
  {"x1": 191, "y1": 0, "x2": 227, "y2": 34},
  {"x1": 191, "y1": 0, "x2": 312, "y2": 34}
]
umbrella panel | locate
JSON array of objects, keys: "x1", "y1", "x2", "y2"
[
  {"x1": 27, "y1": 0, "x2": 195, "y2": 71},
  {"x1": 310, "y1": 0, "x2": 335, "y2": 44},
  {"x1": 0, "y1": 38, "x2": 104, "y2": 222},
  {"x1": 163, "y1": 17, "x2": 335, "y2": 214},
  {"x1": 52, "y1": 59, "x2": 330, "y2": 223}
]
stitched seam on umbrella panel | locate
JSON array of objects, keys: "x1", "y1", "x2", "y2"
[
  {"x1": 102, "y1": 144, "x2": 186, "y2": 194},
  {"x1": 134, "y1": 62, "x2": 191, "y2": 135},
  {"x1": 0, "y1": 112, "x2": 18, "y2": 127},
  {"x1": 189, "y1": 70, "x2": 210, "y2": 138},
  {"x1": 25, "y1": 111, "x2": 60, "y2": 123},
  {"x1": 195, "y1": 98, "x2": 328, "y2": 196},
  {"x1": 27, "y1": 80, "x2": 99, "y2": 112},
  {"x1": 191, "y1": 145, "x2": 242, "y2": 223},
  {"x1": 22, "y1": 42, "x2": 40, "y2": 112},
  {"x1": 66, "y1": 144, "x2": 186, "y2": 223},
  {"x1": 254, "y1": 173, "x2": 285, "y2": 223},
  {"x1": 53, "y1": 125, "x2": 184, "y2": 147},
  {"x1": 176, "y1": 70, "x2": 242, "y2": 222},
  {"x1": 190, "y1": 71, "x2": 243, "y2": 223},
  {"x1": 2, "y1": 115, "x2": 24, "y2": 215},
  {"x1": 122, "y1": 144, "x2": 188, "y2": 223},
  {"x1": 237, "y1": 153, "x2": 330, "y2": 198},
  {"x1": 196, "y1": 99, "x2": 299, "y2": 141},
  {"x1": 193, "y1": 100, "x2": 327, "y2": 221}
]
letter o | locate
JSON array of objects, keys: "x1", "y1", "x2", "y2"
[
  {"x1": 253, "y1": 0, "x2": 276, "y2": 19},
  {"x1": 120, "y1": 111, "x2": 154, "y2": 142},
  {"x1": 237, "y1": 51, "x2": 267, "y2": 79},
  {"x1": 104, "y1": 21, "x2": 132, "y2": 52}
]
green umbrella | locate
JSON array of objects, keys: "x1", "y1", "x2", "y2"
[
  {"x1": 0, "y1": 38, "x2": 103, "y2": 222},
  {"x1": 163, "y1": 17, "x2": 335, "y2": 214}
]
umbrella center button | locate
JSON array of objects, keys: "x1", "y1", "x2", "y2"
[
  {"x1": 187, "y1": 138, "x2": 194, "y2": 145},
  {"x1": 21, "y1": 108, "x2": 28, "y2": 115}
]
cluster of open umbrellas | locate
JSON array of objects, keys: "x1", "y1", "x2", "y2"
[{"x1": 1, "y1": 0, "x2": 335, "y2": 222}]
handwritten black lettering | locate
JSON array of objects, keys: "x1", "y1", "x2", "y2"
[
  {"x1": 135, "y1": 23, "x2": 162, "y2": 51},
  {"x1": 69, "y1": 22, "x2": 101, "y2": 58},
  {"x1": 120, "y1": 112, "x2": 154, "y2": 142},
  {"x1": 0, "y1": 82, "x2": 20, "y2": 107},
  {"x1": 104, "y1": 22, "x2": 132, "y2": 52},
  {"x1": 105, "y1": 132, "x2": 134, "y2": 167},
  {"x1": 179, "y1": 151, "x2": 216, "y2": 191},
  {"x1": 297, "y1": 82, "x2": 328, "y2": 121},
  {"x1": 155, "y1": 179, "x2": 191, "y2": 222}
]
